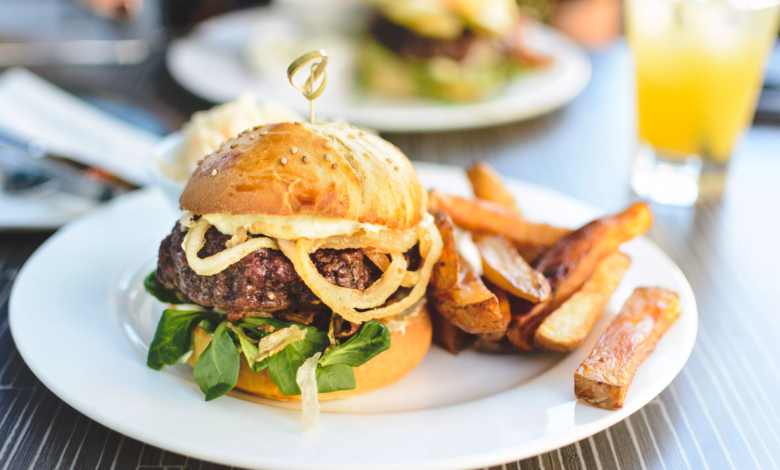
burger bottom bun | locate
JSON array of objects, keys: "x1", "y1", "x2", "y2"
[{"x1": 187, "y1": 304, "x2": 432, "y2": 401}]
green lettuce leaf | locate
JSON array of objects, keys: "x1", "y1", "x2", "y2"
[
  {"x1": 146, "y1": 309, "x2": 222, "y2": 371},
  {"x1": 319, "y1": 321, "x2": 391, "y2": 368},
  {"x1": 316, "y1": 363, "x2": 356, "y2": 393},
  {"x1": 237, "y1": 332, "x2": 267, "y2": 372},
  {"x1": 264, "y1": 326, "x2": 330, "y2": 396},
  {"x1": 143, "y1": 271, "x2": 190, "y2": 305},
  {"x1": 193, "y1": 321, "x2": 240, "y2": 401}
]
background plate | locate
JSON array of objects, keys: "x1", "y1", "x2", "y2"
[
  {"x1": 166, "y1": 7, "x2": 592, "y2": 132},
  {"x1": 10, "y1": 163, "x2": 696, "y2": 470}
]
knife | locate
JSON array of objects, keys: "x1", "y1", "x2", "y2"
[{"x1": 0, "y1": 127, "x2": 138, "y2": 201}]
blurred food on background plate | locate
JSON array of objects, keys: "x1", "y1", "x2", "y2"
[
  {"x1": 358, "y1": 0, "x2": 552, "y2": 101},
  {"x1": 155, "y1": 94, "x2": 302, "y2": 183},
  {"x1": 244, "y1": 4, "x2": 362, "y2": 101}
]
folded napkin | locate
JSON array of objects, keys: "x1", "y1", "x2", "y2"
[{"x1": 0, "y1": 67, "x2": 157, "y2": 185}]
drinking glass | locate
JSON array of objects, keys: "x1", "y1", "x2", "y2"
[{"x1": 626, "y1": 0, "x2": 780, "y2": 205}]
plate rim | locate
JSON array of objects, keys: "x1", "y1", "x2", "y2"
[{"x1": 9, "y1": 168, "x2": 697, "y2": 470}]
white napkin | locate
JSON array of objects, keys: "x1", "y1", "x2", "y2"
[{"x1": 0, "y1": 67, "x2": 157, "y2": 185}]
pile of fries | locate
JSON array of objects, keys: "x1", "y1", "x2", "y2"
[{"x1": 427, "y1": 162, "x2": 681, "y2": 410}]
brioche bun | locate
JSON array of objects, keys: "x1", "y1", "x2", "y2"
[
  {"x1": 179, "y1": 122, "x2": 427, "y2": 231},
  {"x1": 187, "y1": 304, "x2": 432, "y2": 401}
]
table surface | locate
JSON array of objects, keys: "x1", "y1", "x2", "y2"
[{"x1": 1, "y1": 40, "x2": 779, "y2": 470}]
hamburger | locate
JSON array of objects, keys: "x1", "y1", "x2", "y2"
[
  {"x1": 144, "y1": 121, "x2": 442, "y2": 423},
  {"x1": 358, "y1": 0, "x2": 550, "y2": 102}
]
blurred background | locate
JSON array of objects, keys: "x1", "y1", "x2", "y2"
[
  {"x1": 1, "y1": 0, "x2": 779, "y2": 214},
  {"x1": 1, "y1": 0, "x2": 779, "y2": 222}
]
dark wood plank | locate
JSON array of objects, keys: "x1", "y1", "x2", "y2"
[
  {"x1": 518, "y1": 456, "x2": 541, "y2": 470},
  {"x1": 3, "y1": 386, "x2": 63, "y2": 469},
  {"x1": 56, "y1": 412, "x2": 94, "y2": 469},
  {"x1": 629, "y1": 408, "x2": 667, "y2": 470},
  {"x1": 539, "y1": 450, "x2": 563, "y2": 470},
  {"x1": 0, "y1": 387, "x2": 36, "y2": 466},
  {"x1": 73, "y1": 421, "x2": 115, "y2": 469},
  {"x1": 641, "y1": 403, "x2": 692, "y2": 470},
  {"x1": 559, "y1": 444, "x2": 583, "y2": 470},
  {"x1": 139, "y1": 443, "x2": 164, "y2": 466},
  {"x1": 96, "y1": 427, "x2": 125, "y2": 470},
  {"x1": 591, "y1": 431, "x2": 619, "y2": 470},
  {"x1": 609, "y1": 421, "x2": 642, "y2": 470},
  {"x1": 161, "y1": 450, "x2": 188, "y2": 466},
  {"x1": 577, "y1": 439, "x2": 599, "y2": 470},
  {"x1": 113, "y1": 435, "x2": 144, "y2": 469}
]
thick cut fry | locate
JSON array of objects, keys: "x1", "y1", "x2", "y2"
[
  {"x1": 473, "y1": 336, "x2": 516, "y2": 353},
  {"x1": 516, "y1": 244, "x2": 547, "y2": 265},
  {"x1": 431, "y1": 259, "x2": 506, "y2": 334},
  {"x1": 575, "y1": 287, "x2": 681, "y2": 410},
  {"x1": 430, "y1": 210, "x2": 460, "y2": 291},
  {"x1": 429, "y1": 191, "x2": 572, "y2": 247},
  {"x1": 476, "y1": 234, "x2": 551, "y2": 303},
  {"x1": 428, "y1": 210, "x2": 506, "y2": 335},
  {"x1": 506, "y1": 202, "x2": 653, "y2": 351},
  {"x1": 538, "y1": 202, "x2": 651, "y2": 312},
  {"x1": 479, "y1": 280, "x2": 512, "y2": 341},
  {"x1": 466, "y1": 162, "x2": 522, "y2": 217},
  {"x1": 535, "y1": 252, "x2": 631, "y2": 352},
  {"x1": 505, "y1": 296, "x2": 549, "y2": 351},
  {"x1": 430, "y1": 308, "x2": 473, "y2": 354}
]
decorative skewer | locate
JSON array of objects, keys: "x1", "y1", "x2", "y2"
[{"x1": 287, "y1": 50, "x2": 329, "y2": 124}]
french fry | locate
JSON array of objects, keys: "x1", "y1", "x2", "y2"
[
  {"x1": 504, "y1": 296, "x2": 549, "y2": 351},
  {"x1": 506, "y1": 202, "x2": 653, "y2": 351},
  {"x1": 479, "y1": 280, "x2": 512, "y2": 341},
  {"x1": 430, "y1": 210, "x2": 460, "y2": 291},
  {"x1": 493, "y1": 283, "x2": 512, "y2": 326},
  {"x1": 431, "y1": 261, "x2": 506, "y2": 335},
  {"x1": 575, "y1": 287, "x2": 681, "y2": 410},
  {"x1": 475, "y1": 234, "x2": 551, "y2": 303},
  {"x1": 464, "y1": 162, "x2": 548, "y2": 263},
  {"x1": 538, "y1": 202, "x2": 651, "y2": 312},
  {"x1": 516, "y1": 244, "x2": 547, "y2": 265},
  {"x1": 473, "y1": 336, "x2": 516, "y2": 354},
  {"x1": 430, "y1": 308, "x2": 473, "y2": 354},
  {"x1": 466, "y1": 162, "x2": 523, "y2": 217},
  {"x1": 534, "y1": 252, "x2": 631, "y2": 352},
  {"x1": 428, "y1": 211, "x2": 507, "y2": 335},
  {"x1": 429, "y1": 191, "x2": 572, "y2": 247}
]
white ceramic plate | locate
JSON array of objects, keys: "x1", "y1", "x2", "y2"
[
  {"x1": 10, "y1": 163, "x2": 696, "y2": 470},
  {"x1": 166, "y1": 7, "x2": 592, "y2": 132},
  {"x1": 0, "y1": 188, "x2": 98, "y2": 231}
]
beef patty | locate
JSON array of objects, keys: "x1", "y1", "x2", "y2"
[
  {"x1": 370, "y1": 16, "x2": 478, "y2": 61},
  {"x1": 156, "y1": 223, "x2": 381, "y2": 318}
]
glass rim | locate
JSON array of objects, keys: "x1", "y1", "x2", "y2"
[{"x1": 629, "y1": 0, "x2": 780, "y2": 11}]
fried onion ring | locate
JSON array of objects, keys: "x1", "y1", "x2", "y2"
[
  {"x1": 279, "y1": 222, "x2": 443, "y2": 323},
  {"x1": 183, "y1": 219, "x2": 279, "y2": 276}
]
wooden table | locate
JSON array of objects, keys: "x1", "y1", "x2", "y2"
[{"x1": 2, "y1": 42, "x2": 779, "y2": 470}]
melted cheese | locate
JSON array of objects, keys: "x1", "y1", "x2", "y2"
[{"x1": 202, "y1": 213, "x2": 388, "y2": 239}]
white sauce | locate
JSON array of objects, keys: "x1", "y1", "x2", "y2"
[{"x1": 202, "y1": 213, "x2": 389, "y2": 239}]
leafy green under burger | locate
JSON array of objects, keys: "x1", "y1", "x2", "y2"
[{"x1": 145, "y1": 272, "x2": 391, "y2": 401}]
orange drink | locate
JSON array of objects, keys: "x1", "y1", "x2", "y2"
[{"x1": 627, "y1": 0, "x2": 780, "y2": 204}]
